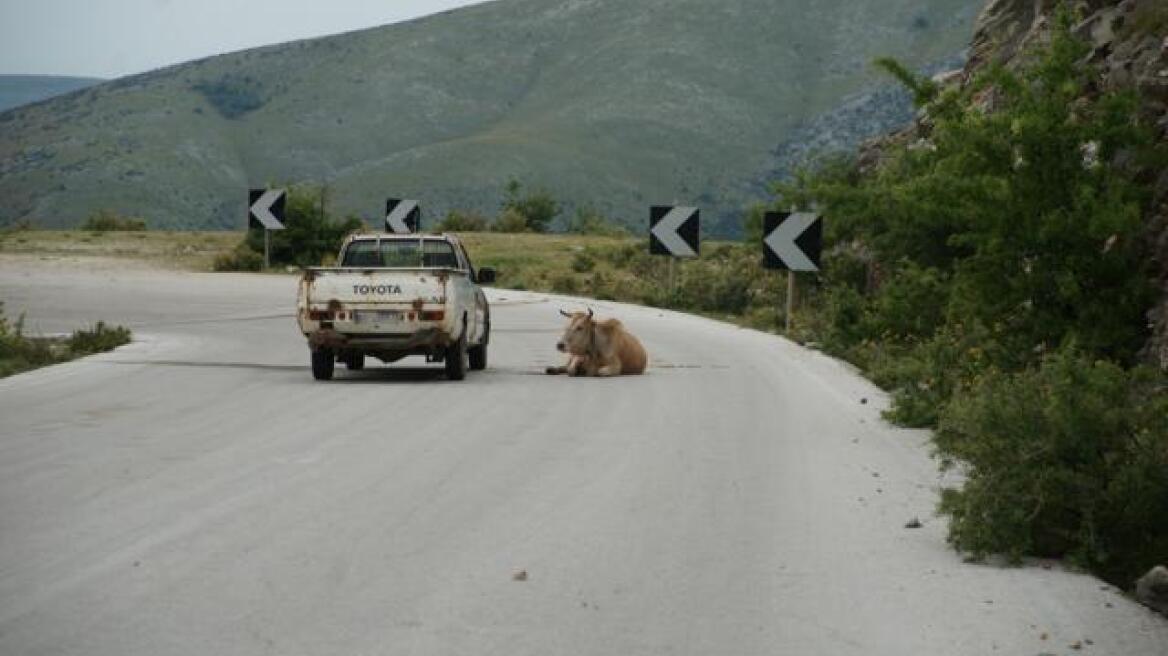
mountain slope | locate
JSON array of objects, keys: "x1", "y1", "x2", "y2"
[
  {"x1": 0, "y1": 75, "x2": 104, "y2": 113},
  {"x1": 0, "y1": 0, "x2": 977, "y2": 233}
]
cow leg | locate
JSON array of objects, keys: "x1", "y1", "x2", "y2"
[
  {"x1": 595, "y1": 359, "x2": 622, "y2": 377},
  {"x1": 567, "y1": 355, "x2": 591, "y2": 376},
  {"x1": 546, "y1": 355, "x2": 580, "y2": 375}
]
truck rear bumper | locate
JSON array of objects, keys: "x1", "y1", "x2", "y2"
[{"x1": 307, "y1": 327, "x2": 452, "y2": 352}]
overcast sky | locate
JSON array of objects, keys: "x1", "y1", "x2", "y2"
[{"x1": 0, "y1": 0, "x2": 491, "y2": 78}]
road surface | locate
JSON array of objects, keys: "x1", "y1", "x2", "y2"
[{"x1": 1, "y1": 257, "x2": 1165, "y2": 655}]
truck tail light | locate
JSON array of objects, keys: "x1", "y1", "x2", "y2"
[
  {"x1": 420, "y1": 310, "x2": 445, "y2": 321},
  {"x1": 308, "y1": 309, "x2": 334, "y2": 321}
]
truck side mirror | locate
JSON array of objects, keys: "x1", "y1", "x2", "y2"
[{"x1": 477, "y1": 267, "x2": 496, "y2": 284}]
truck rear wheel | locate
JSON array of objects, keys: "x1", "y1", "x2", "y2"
[
  {"x1": 344, "y1": 352, "x2": 364, "y2": 371},
  {"x1": 468, "y1": 342, "x2": 487, "y2": 371},
  {"x1": 311, "y1": 348, "x2": 335, "y2": 381},
  {"x1": 445, "y1": 331, "x2": 467, "y2": 381}
]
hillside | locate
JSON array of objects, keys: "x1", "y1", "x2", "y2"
[
  {"x1": 0, "y1": 0, "x2": 976, "y2": 234},
  {"x1": 0, "y1": 75, "x2": 103, "y2": 112}
]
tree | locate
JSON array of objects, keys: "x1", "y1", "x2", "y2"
[{"x1": 500, "y1": 179, "x2": 561, "y2": 233}]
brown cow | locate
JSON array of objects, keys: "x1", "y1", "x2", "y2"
[{"x1": 545, "y1": 309, "x2": 648, "y2": 377}]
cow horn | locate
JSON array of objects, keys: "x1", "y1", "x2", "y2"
[
  {"x1": 587, "y1": 307, "x2": 594, "y2": 319},
  {"x1": 560, "y1": 309, "x2": 572, "y2": 318}
]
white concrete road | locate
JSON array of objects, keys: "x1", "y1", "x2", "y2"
[{"x1": 1, "y1": 257, "x2": 1165, "y2": 656}]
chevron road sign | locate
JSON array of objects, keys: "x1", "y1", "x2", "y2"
[
  {"x1": 763, "y1": 211, "x2": 822, "y2": 272},
  {"x1": 248, "y1": 189, "x2": 286, "y2": 230},
  {"x1": 649, "y1": 206, "x2": 699, "y2": 257},
  {"x1": 249, "y1": 188, "x2": 287, "y2": 269},
  {"x1": 386, "y1": 199, "x2": 421, "y2": 234}
]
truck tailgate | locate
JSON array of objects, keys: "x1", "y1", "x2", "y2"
[{"x1": 303, "y1": 268, "x2": 449, "y2": 307}]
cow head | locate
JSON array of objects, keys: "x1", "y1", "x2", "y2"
[{"x1": 556, "y1": 308, "x2": 594, "y2": 355}]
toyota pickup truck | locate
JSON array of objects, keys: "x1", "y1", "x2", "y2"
[{"x1": 296, "y1": 233, "x2": 495, "y2": 381}]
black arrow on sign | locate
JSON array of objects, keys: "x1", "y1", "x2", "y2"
[
  {"x1": 386, "y1": 199, "x2": 420, "y2": 234},
  {"x1": 649, "y1": 206, "x2": 699, "y2": 257},
  {"x1": 763, "y1": 211, "x2": 822, "y2": 272},
  {"x1": 248, "y1": 189, "x2": 286, "y2": 230}
]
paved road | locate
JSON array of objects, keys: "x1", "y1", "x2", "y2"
[{"x1": 1, "y1": 258, "x2": 1165, "y2": 655}]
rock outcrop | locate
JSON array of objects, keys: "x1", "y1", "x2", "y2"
[{"x1": 1135, "y1": 565, "x2": 1168, "y2": 615}]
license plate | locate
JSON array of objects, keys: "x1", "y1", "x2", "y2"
[{"x1": 354, "y1": 310, "x2": 403, "y2": 323}]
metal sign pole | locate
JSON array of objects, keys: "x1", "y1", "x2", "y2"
[
  {"x1": 785, "y1": 270, "x2": 796, "y2": 333},
  {"x1": 264, "y1": 229, "x2": 271, "y2": 270}
]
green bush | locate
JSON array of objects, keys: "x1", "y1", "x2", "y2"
[
  {"x1": 0, "y1": 306, "x2": 55, "y2": 377},
  {"x1": 568, "y1": 204, "x2": 627, "y2": 236},
  {"x1": 213, "y1": 242, "x2": 264, "y2": 271},
  {"x1": 864, "y1": 261, "x2": 949, "y2": 343},
  {"x1": 80, "y1": 210, "x2": 147, "y2": 231},
  {"x1": 816, "y1": 284, "x2": 868, "y2": 355},
  {"x1": 867, "y1": 323, "x2": 1007, "y2": 428},
  {"x1": 434, "y1": 210, "x2": 489, "y2": 232},
  {"x1": 243, "y1": 185, "x2": 364, "y2": 267},
  {"x1": 501, "y1": 179, "x2": 560, "y2": 233},
  {"x1": 0, "y1": 302, "x2": 131, "y2": 377},
  {"x1": 571, "y1": 251, "x2": 596, "y2": 273},
  {"x1": 550, "y1": 272, "x2": 579, "y2": 294},
  {"x1": 67, "y1": 321, "x2": 131, "y2": 355},
  {"x1": 491, "y1": 208, "x2": 530, "y2": 233},
  {"x1": 936, "y1": 348, "x2": 1168, "y2": 586}
]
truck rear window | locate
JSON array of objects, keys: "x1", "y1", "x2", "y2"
[{"x1": 341, "y1": 239, "x2": 460, "y2": 269}]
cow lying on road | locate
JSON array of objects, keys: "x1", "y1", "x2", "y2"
[{"x1": 546, "y1": 308, "x2": 648, "y2": 376}]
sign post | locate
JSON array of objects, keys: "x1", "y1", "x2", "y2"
[
  {"x1": 248, "y1": 189, "x2": 287, "y2": 269},
  {"x1": 649, "y1": 205, "x2": 700, "y2": 297},
  {"x1": 763, "y1": 211, "x2": 822, "y2": 333},
  {"x1": 786, "y1": 269, "x2": 797, "y2": 333}
]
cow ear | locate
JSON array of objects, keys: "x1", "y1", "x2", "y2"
[
  {"x1": 559, "y1": 309, "x2": 572, "y2": 318},
  {"x1": 587, "y1": 307, "x2": 594, "y2": 320}
]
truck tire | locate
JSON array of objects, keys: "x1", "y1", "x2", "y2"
[
  {"x1": 445, "y1": 330, "x2": 467, "y2": 381},
  {"x1": 469, "y1": 318, "x2": 489, "y2": 371},
  {"x1": 344, "y1": 352, "x2": 365, "y2": 371},
  {"x1": 311, "y1": 349, "x2": 335, "y2": 381},
  {"x1": 468, "y1": 342, "x2": 487, "y2": 371}
]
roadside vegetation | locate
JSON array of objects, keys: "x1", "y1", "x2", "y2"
[
  {"x1": 0, "y1": 302, "x2": 131, "y2": 378},
  {"x1": 80, "y1": 209, "x2": 148, "y2": 232},
  {"x1": 0, "y1": 226, "x2": 239, "y2": 270},
  {"x1": 769, "y1": 10, "x2": 1168, "y2": 588}
]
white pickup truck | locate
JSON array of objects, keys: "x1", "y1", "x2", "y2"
[{"x1": 296, "y1": 233, "x2": 495, "y2": 381}]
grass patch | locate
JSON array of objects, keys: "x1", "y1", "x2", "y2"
[
  {"x1": 0, "y1": 229, "x2": 242, "y2": 270},
  {"x1": 80, "y1": 209, "x2": 147, "y2": 232},
  {"x1": 0, "y1": 303, "x2": 131, "y2": 378}
]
